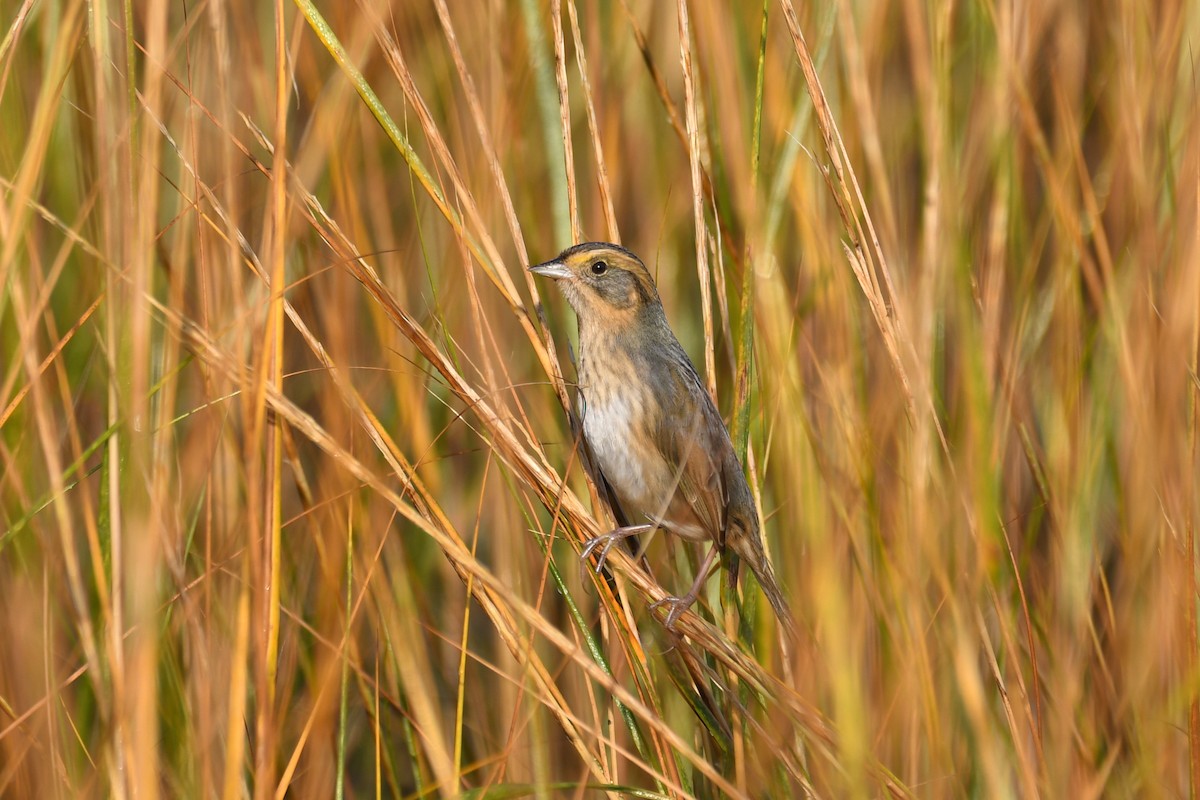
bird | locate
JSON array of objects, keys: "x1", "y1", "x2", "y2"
[{"x1": 530, "y1": 241, "x2": 793, "y2": 633}]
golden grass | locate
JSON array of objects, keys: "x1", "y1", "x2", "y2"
[{"x1": 1, "y1": 0, "x2": 1199, "y2": 796}]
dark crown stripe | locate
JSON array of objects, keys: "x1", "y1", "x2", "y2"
[{"x1": 558, "y1": 241, "x2": 644, "y2": 266}]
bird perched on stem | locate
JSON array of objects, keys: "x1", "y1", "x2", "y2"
[{"x1": 530, "y1": 242, "x2": 793, "y2": 634}]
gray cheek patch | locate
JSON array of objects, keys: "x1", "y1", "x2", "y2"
[{"x1": 594, "y1": 274, "x2": 637, "y2": 309}]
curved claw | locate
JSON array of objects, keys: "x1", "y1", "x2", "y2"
[
  {"x1": 580, "y1": 533, "x2": 620, "y2": 574},
  {"x1": 649, "y1": 594, "x2": 697, "y2": 630},
  {"x1": 580, "y1": 525, "x2": 653, "y2": 574},
  {"x1": 579, "y1": 536, "x2": 607, "y2": 563}
]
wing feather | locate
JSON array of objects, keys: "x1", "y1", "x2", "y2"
[{"x1": 649, "y1": 348, "x2": 732, "y2": 544}]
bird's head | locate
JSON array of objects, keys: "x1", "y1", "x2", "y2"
[{"x1": 528, "y1": 242, "x2": 661, "y2": 323}]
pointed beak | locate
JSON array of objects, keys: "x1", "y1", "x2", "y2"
[{"x1": 528, "y1": 260, "x2": 573, "y2": 280}]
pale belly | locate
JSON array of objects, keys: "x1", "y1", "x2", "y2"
[
  {"x1": 580, "y1": 393, "x2": 710, "y2": 543},
  {"x1": 581, "y1": 391, "x2": 669, "y2": 524}
]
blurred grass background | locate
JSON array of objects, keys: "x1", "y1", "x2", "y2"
[{"x1": 1, "y1": 0, "x2": 1199, "y2": 796}]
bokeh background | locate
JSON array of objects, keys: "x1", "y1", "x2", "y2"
[{"x1": 2, "y1": 0, "x2": 1199, "y2": 796}]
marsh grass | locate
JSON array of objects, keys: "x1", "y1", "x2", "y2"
[{"x1": 1, "y1": 0, "x2": 1199, "y2": 796}]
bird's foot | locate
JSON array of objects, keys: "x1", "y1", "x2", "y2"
[
  {"x1": 649, "y1": 593, "x2": 698, "y2": 630},
  {"x1": 648, "y1": 543, "x2": 717, "y2": 630},
  {"x1": 580, "y1": 524, "x2": 653, "y2": 574}
]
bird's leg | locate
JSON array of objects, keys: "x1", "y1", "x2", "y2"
[
  {"x1": 650, "y1": 543, "x2": 721, "y2": 630},
  {"x1": 580, "y1": 524, "x2": 654, "y2": 574}
]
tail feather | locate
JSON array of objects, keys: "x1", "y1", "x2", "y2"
[
  {"x1": 753, "y1": 559, "x2": 796, "y2": 637},
  {"x1": 731, "y1": 534, "x2": 796, "y2": 638}
]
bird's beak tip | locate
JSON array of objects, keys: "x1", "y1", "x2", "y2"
[{"x1": 528, "y1": 261, "x2": 572, "y2": 280}]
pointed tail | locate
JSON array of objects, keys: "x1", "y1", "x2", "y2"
[{"x1": 752, "y1": 558, "x2": 797, "y2": 638}]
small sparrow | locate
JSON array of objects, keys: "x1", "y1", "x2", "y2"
[{"x1": 531, "y1": 242, "x2": 793, "y2": 632}]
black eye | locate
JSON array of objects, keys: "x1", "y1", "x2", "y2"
[{"x1": 590, "y1": 260, "x2": 608, "y2": 276}]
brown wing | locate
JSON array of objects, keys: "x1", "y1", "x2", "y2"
[
  {"x1": 650, "y1": 355, "x2": 733, "y2": 545},
  {"x1": 648, "y1": 344, "x2": 795, "y2": 632}
]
